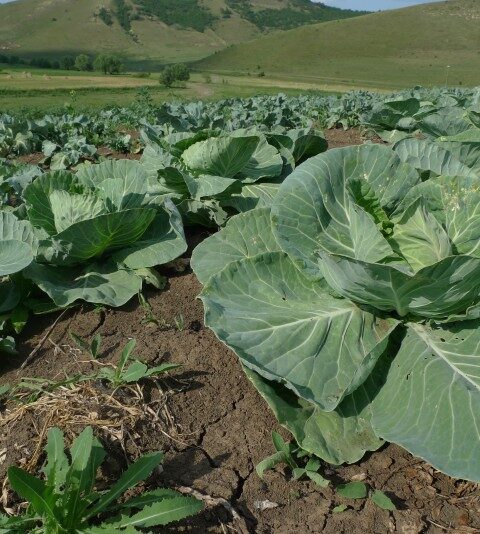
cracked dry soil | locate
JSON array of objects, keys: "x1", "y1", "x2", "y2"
[{"x1": 0, "y1": 271, "x2": 479, "y2": 533}]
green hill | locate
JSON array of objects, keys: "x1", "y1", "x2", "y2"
[
  {"x1": 0, "y1": 0, "x2": 367, "y2": 68},
  {"x1": 196, "y1": 0, "x2": 480, "y2": 89}
]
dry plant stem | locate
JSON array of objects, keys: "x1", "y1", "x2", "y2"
[
  {"x1": 176, "y1": 485, "x2": 250, "y2": 534},
  {"x1": 20, "y1": 309, "x2": 69, "y2": 371}
]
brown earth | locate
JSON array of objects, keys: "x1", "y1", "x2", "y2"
[
  {"x1": 0, "y1": 274, "x2": 479, "y2": 534},
  {"x1": 1, "y1": 129, "x2": 478, "y2": 533}
]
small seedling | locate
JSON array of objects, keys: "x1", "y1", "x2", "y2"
[
  {"x1": 332, "y1": 504, "x2": 348, "y2": 513},
  {"x1": 96, "y1": 339, "x2": 180, "y2": 388},
  {"x1": 370, "y1": 489, "x2": 396, "y2": 511},
  {"x1": 336, "y1": 481, "x2": 397, "y2": 511},
  {"x1": 337, "y1": 481, "x2": 368, "y2": 499},
  {"x1": 174, "y1": 313, "x2": 185, "y2": 331},
  {"x1": 256, "y1": 432, "x2": 329, "y2": 487},
  {"x1": 1, "y1": 426, "x2": 203, "y2": 532},
  {"x1": 138, "y1": 293, "x2": 161, "y2": 327},
  {"x1": 70, "y1": 332, "x2": 102, "y2": 359}
]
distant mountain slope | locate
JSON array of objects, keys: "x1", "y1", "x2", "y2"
[
  {"x1": 0, "y1": 0, "x2": 367, "y2": 67},
  {"x1": 196, "y1": 0, "x2": 480, "y2": 88}
]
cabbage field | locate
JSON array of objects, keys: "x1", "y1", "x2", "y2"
[{"x1": 1, "y1": 86, "x2": 480, "y2": 532}]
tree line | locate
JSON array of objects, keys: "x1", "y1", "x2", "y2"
[{"x1": 0, "y1": 54, "x2": 125, "y2": 75}]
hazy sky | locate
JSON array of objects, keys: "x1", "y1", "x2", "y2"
[{"x1": 323, "y1": 0, "x2": 439, "y2": 10}]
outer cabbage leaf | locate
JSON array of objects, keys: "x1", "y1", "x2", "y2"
[
  {"x1": 38, "y1": 208, "x2": 157, "y2": 266},
  {"x1": 394, "y1": 138, "x2": 476, "y2": 178},
  {"x1": 181, "y1": 136, "x2": 259, "y2": 178},
  {"x1": 23, "y1": 171, "x2": 78, "y2": 235},
  {"x1": 372, "y1": 322, "x2": 480, "y2": 482},
  {"x1": 287, "y1": 129, "x2": 328, "y2": 163},
  {"x1": 222, "y1": 182, "x2": 281, "y2": 213},
  {"x1": 201, "y1": 251, "x2": 398, "y2": 411},
  {"x1": 245, "y1": 366, "x2": 383, "y2": 465},
  {"x1": 0, "y1": 212, "x2": 38, "y2": 275},
  {"x1": 319, "y1": 253, "x2": 480, "y2": 319},
  {"x1": 182, "y1": 174, "x2": 238, "y2": 200},
  {"x1": 76, "y1": 159, "x2": 148, "y2": 189},
  {"x1": 25, "y1": 261, "x2": 142, "y2": 307},
  {"x1": 191, "y1": 208, "x2": 279, "y2": 285},
  {"x1": 236, "y1": 136, "x2": 283, "y2": 183},
  {"x1": 0, "y1": 280, "x2": 22, "y2": 313},
  {"x1": 111, "y1": 201, "x2": 187, "y2": 270},
  {"x1": 0, "y1": 241, "x2": 33, "y2": 277},
  {"x1": 49, "y1": 190, "x2": 106, "y2": 233}
]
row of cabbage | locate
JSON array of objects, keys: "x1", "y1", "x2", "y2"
[
  {"x1": 0, "y1": 124, "x2": 327, "y2": 352},
  {"x1": 2, "y1": 86, "x2": 479, "y2": 165}
]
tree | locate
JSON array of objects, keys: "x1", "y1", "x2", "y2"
[
  {"x1": 171, "y1": 63, "x2": 190, "y2": 82},
  {"x1": 61, "y1": 56, "x2": 75, "y2": 70},
  {"x1": 160, "y1": 66, "x2": 176, "y2": 88},
  {"x1": 74, "y1": 54, "x2": 92, "y2": 72},
  {"x1": 93, "y1": 54, "x2": 124, "y2": 75},
  {"x1": 160, "y1": 64, "x2": 190, "y2": 88}
]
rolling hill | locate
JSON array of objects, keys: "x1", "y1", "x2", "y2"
[
  {"x1": 0, "y1": 0, "x2": 367, "y2": 67},
  {"x1": 196, "y1": 0, "x2": 480, "y2": 89}
]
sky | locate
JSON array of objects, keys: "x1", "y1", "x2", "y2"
[{"x1": 323, "y1": 0, "x2": 439, "y2": 10}]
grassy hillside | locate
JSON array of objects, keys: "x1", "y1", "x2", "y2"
[
  {"x1": 196, "y1": 0, "x2": 480, "y2": 88},
  {"x1": 0, "y1": 0, "x2": 366, "y2": 67}
]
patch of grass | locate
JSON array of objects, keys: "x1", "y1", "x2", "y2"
[{"x1": 0, "y1": 72, "x2": 339, "y2": 113}]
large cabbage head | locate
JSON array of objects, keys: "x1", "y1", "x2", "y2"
[{"x1": 193, "y1": 143, "x2": 480, "y2": 481}]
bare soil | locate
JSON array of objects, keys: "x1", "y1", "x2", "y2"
[
  {"x1": 2, "y1": 129, "x2": 478, "y2": 533},
  {"x1": 0, "y1": 273, "x2": 479, "y2": 533}
]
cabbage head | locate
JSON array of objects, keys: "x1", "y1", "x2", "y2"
[
  {"x1": 192, "y1": 144, "x2": 480, "y2": 481},
  {"x1": 21, "y1": 160, "x2": 187, "y2": 307}
]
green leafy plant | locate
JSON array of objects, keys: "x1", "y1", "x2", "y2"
[
  {"x1": 193, "y1": 143, "x2": 480, "y2": 482},
  {"x1": 141, "y1": 126, "x2": 327, "y2": 226},
  {"x1": 336, "y1": 482, "x2": 397, "y2": 511},
  {"x1": 1, "y1": 426, "x2": 203, "y2": 532},
  {"x1": 173, "y1": 313, "x2": 185, "y2": 331},
  {"x1": 95, "y1": 339, "x2": 179, "y2": 388},
  {"x1": 256, "y1": 432, "x2": 329, "y2": 487},
  {"x1": 20, "y1": 159, "x2": 187, "y2": 308},
  {"x1": 41, "y1": 136, "x2": 97, "y2": 170},
  {"x1": 70, "y1": 332, "x2": 102, "y2": 359}
]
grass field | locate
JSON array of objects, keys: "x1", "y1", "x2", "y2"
[
  {"x1": 197, "y1": 0, "x2": 480, "y2": 89},
  {"x1": 0, "y1": 70, "x2": 342, "y2": 113}
]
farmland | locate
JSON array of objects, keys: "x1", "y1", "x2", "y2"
[
  {"x1": 0, "y1": 85, "x2": 479, "y2": 532},
  {"x1": 0, "y1": 0, "x2": 480, "y2": 531}
]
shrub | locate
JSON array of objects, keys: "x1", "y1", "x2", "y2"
[
  {"x1": 74, "y1": 54, "x2": 93, "y2": 72},
  {"x1": 93, "y1": 53, "x2": 124, "y2": 74},
  {"x1": 159, "y1": 64, "x2": 190, "y2": 87}
]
